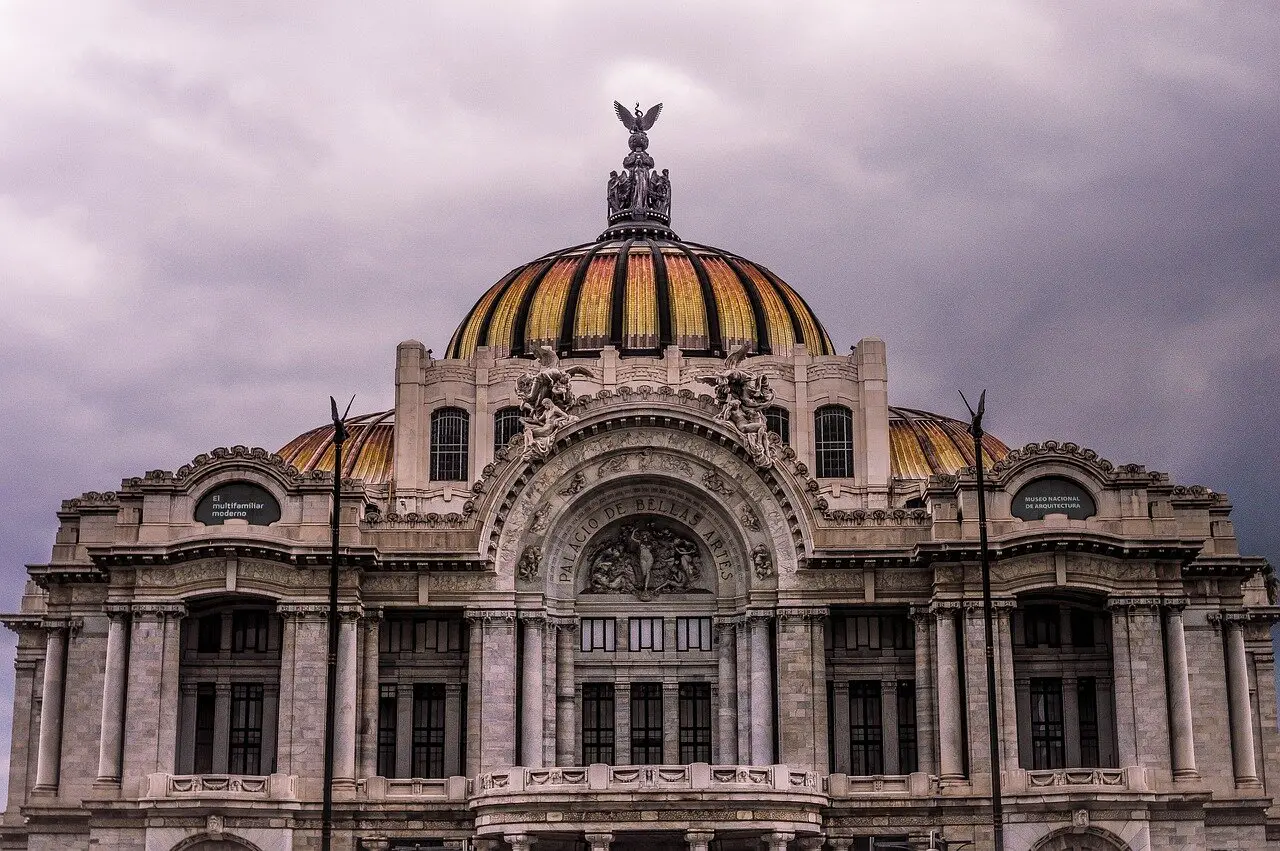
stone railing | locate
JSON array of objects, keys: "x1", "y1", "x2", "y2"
[
  {"x1": 363, "y1": 775, "x2": 470, "y2": 801},
  {"x1": 1005, "y1": 766, "x2": 1147, "y2": 794},
  {"x1": 145, "y1": 772, "x2": 297, "y2": 801},
  {"x1": 475, "y1": 764, "x2": 824, "y2": 797},
  {"x1": 826, "y1": 772, "x2": 936, "y2": 797}
]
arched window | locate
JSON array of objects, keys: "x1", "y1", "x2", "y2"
[
  {"x1": 814, "y1": 404, "x2": 854, "y2": 478},
  {"x1": 764, "y1": 406, "x2": 790, "y2": 445},
  {"x1": 430, "y1": 407, "x2": 469, "y2": 481},
  {"x1": 493, "y1": 406, "x2": 523, "y2": 450}
]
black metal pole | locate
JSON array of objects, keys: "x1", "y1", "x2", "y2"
[
  {"x1": 321, "y1": 397, "x2": 349, "y2": 851},
  {"x1": 962, "y1": 390, "x2": 1003, "y2": 851}
]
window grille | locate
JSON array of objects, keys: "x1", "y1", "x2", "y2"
[
  {"x1": 229, "y1": 683, "x2": 264, "y2": 775},
  {"x1": 1030, "y1": 677, "x2": 1066, "y2": 769},
  {"x1": 814, "y1": 404, "x2": 854, "y2": 478},
  {"x1": 580, "y1": 618, "x2": 616, "y2": 652},
  {"x1": 494, "y1": 406, "x2": 524, "y2": 449},
  {"x1": 629, "y1": 617, "x2": 664, "y2": 651},
  {"x1": 377, "y1": 684, "x2": 398, "y2": 777},
  {"x1": 848, "y1": 681, "x2": 883, "y2": 775},
  {"x1": 193, "y1": 683, "x2": 216, "y2": 774},
  {"x1": 412, "y1": 683, "x2": 447, "y2": 778},
  {"x1": 678, "y1": 682, "x2": 712, "y2": 763},
  {"x1": 430, "y1": 407, "x2": 469, "y2": 482},
  {"x1": 676, "y1": 617, "x2": 713, "y2": 651},
  {"x1": 582, "y1": 683, "x2": 615, "y2": 764},
  {"x1": 764, "y1": 406, "x2": 791, "y2": 445},
  {"x1": 380, "y1": 617, "x2": 465, "y2": 653},
  {"x1": 630, "y1": 683, "x2": 664, "y2": 764},
  {"x1": 897, "y1": 681, "x2": 917, "y2": 773},
  {"x1": 828, "y1": 613, "x2": 914, "y2": 651}
]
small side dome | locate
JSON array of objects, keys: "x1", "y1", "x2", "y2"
[
  {"x1": 278, "y1": 410, "x2": 395, "y2": 485},
  {"x1": 889, "y1": 406, "x2": 1010, "y2": 479}
]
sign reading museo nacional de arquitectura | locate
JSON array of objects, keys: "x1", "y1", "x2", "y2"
[{"x1": 1010, "y1": 476, "x2": 1097, "y2": 521}]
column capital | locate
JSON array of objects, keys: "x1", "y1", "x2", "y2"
[
  {"x1": 277, "y1": 603, "x2": 330, "y2": 620},
  {"x1": 909, "y1": 605, "x2": 932, "y2": 624},
  {"x1": 504, "y1": 834, "x2": 537, "y2": 851},
  {"x1": 128, "y1": 602, "x2": 186, "y2": 620},
  {"x1": 762, "y1": 831, "x2": 796, "y2": 851},
  {"x1": 584, "y1": 832, "x2": 613, "y2": 851},
  {"x1": 714, "y1": 614, "x2": 743, "y2": 631},
  {"x1": 518, "y1": 611, "x2": 549, "y2": 627},
  {"x1": 880, "y1": 679, "x2": 899, "y2": 695},
  {"x1": 467, "y1": 608, "x2": 517, "y2": 625},
  {"x1": 929, "y1": 600, "x2": 962, "y2": 616},
  {"x1": 362, "y1": 606, "x2": 383, "y2": 627},
  {"x1": 776, "y1": 607, "x2": 827, "y2": 624},
  {"x1": 745, "y1": 610, "x2": 774, "y2": 626},
  {"x1": 102, "y1": 603, "x2": 133, "y2": 620},
  {"x1": 961, "y1": 597, "x2": 1015, "y2": 612},
  {"x1": 685, "y1": 830, "x2": 716, "y2": 844},
  {"x1": 795, "y1": 836, "x2": 825, "y2": 851}
]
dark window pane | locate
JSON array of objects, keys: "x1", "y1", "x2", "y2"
[
  {"x1": 494, "y1": 407, "x2": 524, "y2": 450},
  {"x1": 631, "y1": 682, "x2": 664, "y2": 764},
  {"x1": 582, "y1": 683, "x2": 615, "y2": 764},
  {"x1": 1070, "y1": 608, "x2": 1095, "y2": 648},
  {"x1": 1024, "y1": 606, "x2": 1060, "y2": 648},
  {"x1": 678, "y1": 682, "x2": 712, "y2": 763},
  {"x1": 814, "y1": 405, "x2": 854, "y2": 478},
  {"x1": 1030, "y1": 677, "x2": 1065, "y2": 770},
  {"x1": 897, "y1": 681, "x2": 917, "y2": 774},
  {"x1": 412, "y1": 683, "x2": 446, "y2": 778},
  {"x1": 1078, "y1": 677, "x2": 1100, "y2": 768},
  {"x1": 764, "y1": 406, "x2": 790, "y2": 445},
  {"x1": 430, "y1": 407, "x2": 469, "y2": 482},
  {"x1": 378, "y1": 683, "x2": 398, "y2": 777},
  {"x1": 231, "y1": 611, "x2": 271, "y2": 653},
  {"x1": 193, "y1": 683, "x2": 216, "y2": 774},
  {"x1": 229, "y1": 683, "x2": 264, "y2": 775},
  {"x1": 848, "y1": 681, "x2": 883, "y2": 775},
  {"x1": 197, "y1": 615, "x2": 222, "y2": 653}
]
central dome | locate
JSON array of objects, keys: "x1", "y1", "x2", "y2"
[{"x1": 446, "y1": 238, "x2": 834, "y2": 360}]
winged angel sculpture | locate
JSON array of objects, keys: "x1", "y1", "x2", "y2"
[
  {"x1": 699, "y1": 343, "x2": 775, "y2": 467},
  {"x1": 517, "y1": 345, "x2": 596, "y2": 456}
]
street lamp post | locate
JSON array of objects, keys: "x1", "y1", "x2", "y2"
[
  {"x1": 321, "y1": 396, "x2": 352, "y2": 851},
  {"x1": 961, "y1": 390, "x2": 1004, "y2": 851}
]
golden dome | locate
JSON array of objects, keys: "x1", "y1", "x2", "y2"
[
  {"x1": 446, "y1": 238, "x2": 834, "y2": 360},
  {"x1": 277, "y1": 407, "x2": 1007, "y2": 485}
]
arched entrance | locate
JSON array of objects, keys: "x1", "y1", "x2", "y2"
[{"x1": 1031, "y1": 826, "x2": 1129, "y2": 851}]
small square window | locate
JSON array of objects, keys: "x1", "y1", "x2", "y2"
[
  {"x1": 675, "y1": 617, "x2": 713, "y2": 651},
  {"x1": 629, "y1": 617, "x2": 664, "y2": 651},
  {"x1": 580, "y1": 618, "x2": 616, "y2": 652}
]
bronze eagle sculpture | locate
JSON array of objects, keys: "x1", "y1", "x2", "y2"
[{"x1": 614, "y1": 101, "x2": 663, "y2": 132}]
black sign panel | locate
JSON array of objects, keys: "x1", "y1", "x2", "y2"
[
  {"x1": 1011, "y1": 477, "x2": 1096, "y2": 521},
  {"x1": 195, "y1": 482, "x2": 281, "y2": 526}
]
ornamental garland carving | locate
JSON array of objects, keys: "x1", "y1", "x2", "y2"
[{"x1": 582, "y1": 521, "x2": 707, "y2": 599}]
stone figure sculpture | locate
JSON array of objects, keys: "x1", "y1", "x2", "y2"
[
  {"x1": 582, "y1": 521, "x2": 706, "y2": 599},
  {"x1": 698, "y1": 343, "x2": 775, "y2": 467},
  {"x1": 517, "y1": 345, "x2": 595, "y2": 456}
]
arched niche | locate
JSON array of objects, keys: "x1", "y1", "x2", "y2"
[
  {"x1": 1030, "y1": 825, "x2": 1129, "y2": 851},
  {"x1": 493, "y1": 425, "x2": 801, "y2": 594}
]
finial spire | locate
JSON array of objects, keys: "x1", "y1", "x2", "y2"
[{"x1": 602, "y1": 100, "x2": 677, "y2": 240}]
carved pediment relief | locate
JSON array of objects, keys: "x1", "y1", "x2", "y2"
[{"x1": 581, "y1": 518, "x2": 711, "y2": 600}]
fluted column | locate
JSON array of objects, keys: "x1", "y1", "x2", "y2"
[
  {"x1": 122, "y1": 602, "x2": 186, "y2": 783},
  {"x1": 716, "y1": 617, "x2": 738, "y2": 764},
  {"x1": 910, "y1": 606, "x2": 936, "y2": 774},
  {"x1": 96, "y1": 608, "x2": 130, "y2": 783},
  {"x1": 334, "y1": 612, "x2": 359, "y2": 782},
  {"x1": 554, "y1": 617, "x2": 578, "y2": 766},
  {"x1": 1223, "y1": 613, "x2": 1260, "y2": 786},
  {"x1": 466, "y1": 612, "x2": 483, "y2": 774},
  {"x1": 520, "y1": 613, "x2": 546, "y2": 768},
  {"x1": 157, "y1": 606, "x2": 184, "y2": 774},
  {"x1": 359, "y1": 609, "x2": 381, "y2": 779},
  {"x1": 748, "y1": 612, "x2": 774, "y2": 765},
  {"x1": 34, "y1": 622, "x2": 70, "y2": 791},
  {"x1": 478, "y1": 610, "x2": 517, "y2": 772},
  {"x1": 933, "y1": 604, "x2": 964, "y2": 781},
  {"x1": 881, "y1": 679, "x2": 900, "y2": 775},
  {"x1": 1163, "y1": 604, "x2": 1198, "y2": 780}
]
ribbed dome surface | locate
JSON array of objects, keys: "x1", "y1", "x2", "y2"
[
  {"x1": 446, "y1": 238, "x2": 834, "y2": 360},
  {"x1": 277, "y1": 407, "x2": 1007, "y2": 485}
]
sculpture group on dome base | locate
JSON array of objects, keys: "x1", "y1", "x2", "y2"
[
  {"x1": 606, "y1": 101, "x2": 672, "y2": 228},
  {"x1": 582, "y1": 519, "x2": 706, "y2": 600},
  {"x1": 517, "y1": 345, "x2": 596, "y2": 457},
  {"x1": 699, "y1": 343, "x2": 776, "y2": 468}
]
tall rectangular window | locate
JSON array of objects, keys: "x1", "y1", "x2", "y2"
[
  {"x1": 848, "y1": 681, "x2": 883, "y2": 775},
  {"x1": 582, "y1": 683, "x2": 615, "y2": 764},
  {"x1": 897, "y1": 681, "x2": 917, "y2": 774},
  {"x1": 430, "y1": 407, "x2": 469, "y2": 482},
  {"x1": 1077, "y1": 677, "x2": 1100, "y2": 768},
  {"x1": 229, "y1": 683, "x2": 264, "y2": 775},
  {"x1": 676, "y1": 617, "x2": 713, "y2": 651},
  {"x1": 231, "y1": 611, "x2": 270, "y2": 653},
  {"x1": 580, "y1": 618, "x2": 616, "y2": 652},
  {"x1": 814, "y1": 404, "x2": 854, "y2": 478},
  {"x1": 630, "y1": 682, "x2": 664, "y2": 764},
  {"x1": 412, "y1": 683, "x2": 446, "y2": 778},
  {"x1": 377, "y1": 684, "x2": 398, "y2": 777},
  {"x1": 764, "y1": 406, "x2": 791, "y2": 445},
  {"x1": 678, "y1": 682, "x2": 712, "y2": 763},
  {"x1": 193, "y1": 683, "x2": 216, "y2": 774},
  {"x1": 629, "y1": 617, "x2": 663, "y2": 651},
  {"x1": 1030, "y1": 677, "x2": 1066, "y2": 769},
  {"x1": 494, "y1": 406, "x2": 524, "y2": 450}
]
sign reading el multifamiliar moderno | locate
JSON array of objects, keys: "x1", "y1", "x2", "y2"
[
  {"x1": 1011, "y1": 476, "x2": 1096, "y2": 521},
  {"x1": 195, "y1": 482, "x2": 282, "y2": 526}
]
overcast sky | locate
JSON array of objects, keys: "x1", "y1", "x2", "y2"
[{"x1": 0, "y1": 1, "x2": 1276, "y2": 795}]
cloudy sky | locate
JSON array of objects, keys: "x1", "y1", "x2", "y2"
[{"x1": 0, "y1": 1, "x2": 1276, "y2": 794}]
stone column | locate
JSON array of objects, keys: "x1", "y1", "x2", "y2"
[
  {"x1": 748, "y1": 612, "x2": 774, "y2": 765},
  {"x1": 584, "y1": 832, "x2": 613, "y2": 851},
  {"x1": 1223, "y1": 614, "x2": 1260, "y2": 785},
  {"x1": 1163, "y1": 604, "x2": 1198, "y2": 780},
  {"x1": 762, "y1": 831, "x2": 794, "y2": 851},
  {"x1": 777, "y1": 608, "x2": 827, "y2": 770},
  {"x1": 157, "y1": 606, "x2": 184, "y2": 774},
  {"x1": 96, "y1": 609, "x2": 130, "y2": 783},
  {"x1": 810, "y1": 610, "x2": 829, "y2": 773},
  {"x1": 933, "y1": 604, "x2": 964, "y2": 781},
  {"x1": 275, "y1": 604, "x2": 327, "y2": 779},
  {"x1": 334, "y1": 613, "x2": 359, "y2": 782},
  {"x1": 262, "y1": 684, "x2": 279, "y2": 774},
  {"x1": 213, "y1": 683, "x2": 232, "y2": 773},
  {"x1": 716, "y1": 617, "x2": 739, "y2": 764},
  {"x1": 359, "y1": 610, "x2": 381, "y2": 779},
  {"x1": 832, "y1": 682, "x2": 850, "y2": 774},
  {"x1": 506, "y1": 834, "x2": 536, "y2": 851},
  {"x1": 1109, "y1": 598, "x2": 1170, "y2": 774},
  {"x1": 554, "y1": 617, "x2": 578, "y2": 766},
  {"x1": 663, "y1": 681, "x2": 680, "y2": 764},
  {"x1": 34, "y1": 622, "x2": 69, "y2": 791},
  {"x1": 275, "y1": 607, "x2": 298, "y2": 775},
  {"x1": 881, "y1": 679, "x2": 899, "y2": 775},
  {"x1": 177, "y1": 684, "x2": 198, "y2": 774},
  {"x1": 520, "y1": 613, "x2": 546, "y2": 768},
  {"x1": 444, "y1": 682, "x2": 463, "y2": 776},
  {"x1": 910, "y1": 606, "x2": 936, "y2": 775},
  {"x1": 395, "y1": 683, "x2": 413, "y2": 778},
  {"x1": 686, "y1": 831, "x2": 715, "y2": 851},
  {"x1": 735, "y1": 618, "x2": 752, "y2": 761},
  {"x1": 615, "y1": 679, "x2": 631, "y2": 766},
  {"x1": 993, "y1": 601, "x2": 1019, "y2": 772},
  {"x1": 122, "y1": 603, "x2": 186, "y2": 784},
  {"x1": 1062, "y1": 675, "x2": 1080, "y2": 768},
  {"x1": 466, "y1": 612, "x2": 484, "y2": 774},
  {"x1": 479, "y1": 610, "x2": 518, "y2": 772}
]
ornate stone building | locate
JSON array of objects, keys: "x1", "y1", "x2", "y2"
[{"x1": 3, "y1": 106, "x2": 1277, "y2": 851}]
